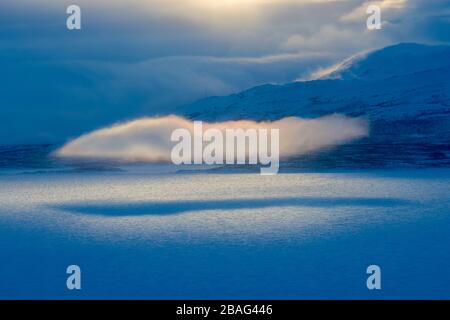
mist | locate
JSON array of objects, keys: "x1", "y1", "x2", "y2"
[{"x1": 57, "y1": 114, "x2": 368, "y2": 162}]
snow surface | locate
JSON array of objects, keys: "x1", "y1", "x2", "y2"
[{"x1": 0, "y1": 169, "x2": 449, "y2": 299}]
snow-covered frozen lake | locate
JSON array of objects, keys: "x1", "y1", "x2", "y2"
[{"x1": 0, "y1": 169, "x2": 449, "y2": 299}]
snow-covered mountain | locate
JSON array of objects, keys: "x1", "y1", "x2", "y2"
[
  {"x1": 323, "y1": 43, "x2": 450, "y2": 80},
  {"x1": 4, "y1": 43, "x2": 449, "y2": 170},
  {"x1": 177, "y1": 43, "x2": 450, "y2": 167}
]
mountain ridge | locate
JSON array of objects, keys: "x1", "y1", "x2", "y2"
[
  {"x1": 175, "y1": 42, "x2": 450, "y2": 167},
  {"x1": 179, "y1": 43, "x2": 450, "y2": 122}
]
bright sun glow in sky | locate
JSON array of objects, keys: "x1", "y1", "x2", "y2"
[
  {"x1": 190, "y1": 0, "x2": 333, "y2": 8},
  {"x1": 187, "y1": 0, "x2": 274, "y2": 11}
]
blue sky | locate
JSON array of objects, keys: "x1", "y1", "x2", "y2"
[{"x1": 0, "y1": 0, "x2": 449, "y2": 143}]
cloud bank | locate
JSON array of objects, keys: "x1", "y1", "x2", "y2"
[
  {"x1": 0, "y1": 0, "x2": 447, "y2": 143},
  {"x1": 57, "y1": 114, "x2": 368, "y2": 162}
]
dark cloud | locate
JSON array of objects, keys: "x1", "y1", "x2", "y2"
[{"x1": 0, "y1": 0, "x2": 448, "y2": 143}]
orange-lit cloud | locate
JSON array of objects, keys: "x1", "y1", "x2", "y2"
[{"x1": 57, "y1": 114, "x2": 368, "y2": 162}]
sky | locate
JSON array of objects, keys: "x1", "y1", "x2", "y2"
[{"x1": 0, "y1": 0, "x2": 449, "y2": 143}]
